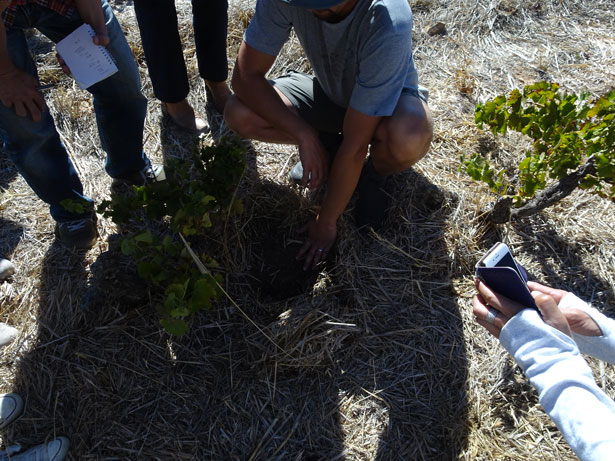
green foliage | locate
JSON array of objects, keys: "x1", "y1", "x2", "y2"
[
  {"x1": 462, "y1": 82, "x2": 615, "y2": 205},
  {"x1": 60, "y1": 197, "x2": 94, "y2": 215},
  {"x1": 99, "y1": 136, "x2": 245, "y2": 335},
  {"x1": 461, "y1": 153, "x2": 508, "y2": 195}
]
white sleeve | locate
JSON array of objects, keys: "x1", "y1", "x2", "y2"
[
  {"x1": 500, "y1": 309, "x2": 615, "y2": 461},
  {"x1": 559, "y1": 293, "x2": 615, "y2": 363}
]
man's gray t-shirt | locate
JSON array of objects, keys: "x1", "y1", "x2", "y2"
[{"x1": 243, "y1": 0, "x2": 419, "y2": 117}]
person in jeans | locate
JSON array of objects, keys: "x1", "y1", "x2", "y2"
[
  {"x1": 473, "y1": 279, "x2": 615, "y2": 460},
  {"x1": 224, "y1": 0, "x2": 433, "y2": 270},
  {"x1": 133, "y1": 0, "x2": 232, "y2": 132},
  {"x1": 0, "y1": 0, "x2": 163, "y2": 249}
]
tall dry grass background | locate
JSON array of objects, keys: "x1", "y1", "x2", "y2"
[{"x1": 0, "y1": 0, "x2": 614, "y2": 459}]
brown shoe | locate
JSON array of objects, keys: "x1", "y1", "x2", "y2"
[{"x1": 161, "y1": 100, "x2": 209, "y2": 133}]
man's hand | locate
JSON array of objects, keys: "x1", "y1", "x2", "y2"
[
  {"x1": 0, "y1": 67, "x2": 46, "y2": 121},
  {"x1": 297, "y1": 133, "x2": 330, "y2": 190},
  {"x1": 73, "y1": 0, "x2": 109, "y2": 51},
  {"x1": 0, "y1": 0, "x2": 11, "y2": 14},
  {"x1": 90, "y1": 27, "x2": 109, "y2": 47},
  {"x1": 56, "y1": 24, "x2": 109, "y2": 76},
  {"x1": 296, "y1": 216, "x2": 336, "y2": 271}
]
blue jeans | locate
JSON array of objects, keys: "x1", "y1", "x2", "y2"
[{"x1": 0, "y1": 1, "x2": 147, "y2": 222}]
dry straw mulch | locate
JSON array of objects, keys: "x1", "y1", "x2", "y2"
[{"x1": 1, "y1": 0, "x2": 614, "y2": 459}]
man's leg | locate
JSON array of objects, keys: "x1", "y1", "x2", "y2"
[
  {"x1": 0, "y1": 27, "x2": 91, "y2": 223},
  {"x1": 355, "y1": 90, "x2": 433, "y2": 229},
  {"x1": 35, "y1": 0, "x2": 150, "y2": 180},
  {"x1": 88, "y1": 0, "x2": 149, "y2": 179},
  {"x1": 224, "y1": 72, "x2": 345, "y2": 144},
  {"x1": 133, "y1": 0, "x2": 208, "y2": 132},
  {"x1": 192, "y1": 0, "x2": 231, "y2": 111},
  {"x1": 369, "y1": 91, "x2": 433, "y2": 175},
  {"x1": 193, "y1": 0, "x2": 228, "y2": 83},
  {"x1": 224, "y1": 88, "x2": 298, "y2": 144}
]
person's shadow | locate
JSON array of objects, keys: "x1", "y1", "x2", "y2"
[
  {"x1": 0, "y1": 151, "x2": 19, "y2": 193},
  {"x1": 338, "y1": 170, "x2": 469, "y2": 459},
  {"x1": 519, "y1": 222, "x2": 615, "y2": 315},
  {"x1": 5, "y1": 148, "x2": 469, "y2": 459},
  {"x1": 0, "y1": 218, "x2": 23, "y2": 269},
  {"x1": 0, "y1": 150, "x2": 24, "y2": 264},
  {"x1": 216, "y1": 166, "x2": 470, "y2": 459},
  {"x1": 8, "y1": 242, "x2": 89, "y2": 450}
]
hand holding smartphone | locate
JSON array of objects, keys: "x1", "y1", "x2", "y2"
[{"x1": 475, "y1": 242, "x2": 537, "y2": 309}]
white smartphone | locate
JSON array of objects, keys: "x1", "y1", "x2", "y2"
[{"x1": 475, "y1": 242, "x2": 537, "y2": 308}]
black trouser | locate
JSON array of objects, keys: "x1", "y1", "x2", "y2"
[{"x1": 133, "y1": 0, "x2": 229, "y2": 103}]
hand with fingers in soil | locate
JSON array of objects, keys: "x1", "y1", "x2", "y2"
[
  {"x1": 296, "y1": 215, "x2": 336, "y2": 271},
  {"x1": 472, "y1": 277, "x2": 615, "y2": 460}
]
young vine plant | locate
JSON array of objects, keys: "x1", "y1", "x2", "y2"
[
  {"x1": 462, "y1": 81, "x2": 614, "y2": 222},
  {"x1": 98, "y1": 136, "x2": 246, "y2": 335}
]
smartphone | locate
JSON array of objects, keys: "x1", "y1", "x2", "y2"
[{"x1": 475, "y1": 242, "x2": 537, "y2": 309}]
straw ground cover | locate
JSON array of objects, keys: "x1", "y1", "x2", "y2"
[{"x1": 0, "y1": 0, "x2": 613, "y2": 459}]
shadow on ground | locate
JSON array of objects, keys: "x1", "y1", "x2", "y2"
[
  {"x1": 0, "y1": 218, "x2": 23, "y2": 266},
  {"x1": 7, "y1": 164, "x2": 470, "y2": 460}
]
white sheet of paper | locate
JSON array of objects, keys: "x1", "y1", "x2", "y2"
[{"x1": 56, "y1": 24, "x2": 118, "y2": 90}]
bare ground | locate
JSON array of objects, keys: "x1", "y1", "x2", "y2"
[{"x1": 0, "y1": 0, "x2": 614, "y2": 459}]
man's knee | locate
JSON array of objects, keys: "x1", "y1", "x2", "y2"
[
  {"x1": 224, "y1": 95, "x2": 256, "y2": 138},
  {"x1": 385, "y1": 114, "x2": 433, "y2": 169}
]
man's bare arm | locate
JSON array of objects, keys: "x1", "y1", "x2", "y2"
[
  {"x1": 321, "y1": 108, "x2": 382, "y2": 226},
  {"x1": 297, "y1": 107, "x2": 382, "y2": 269},
  {"x1": 232, "y1": 42, "x2": 311, "y2": 144},
  {"x1": 74, "y1": 0, "x2": 109, "y2": 45},
  {"x1": 231, "y1": 42, "x2": 329, "y2": 189}
]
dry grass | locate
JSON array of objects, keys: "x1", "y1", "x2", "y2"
[{"x1": 1, "y1": 0, "x2": 614, "y2": 459}]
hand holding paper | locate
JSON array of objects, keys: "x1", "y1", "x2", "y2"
[{"x1": 56, "y1": 24, "x2": 118, "y2": 90}]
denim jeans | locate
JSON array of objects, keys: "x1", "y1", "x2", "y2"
[
  {"x1": 133, "y1": 0, "x2": 228, "y2": 103},
  {"x1": 0, "y1": 0, "x2": 147, "y2": 222}
]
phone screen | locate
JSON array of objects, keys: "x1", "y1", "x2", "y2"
[
  {"x1": 477, "y1": 243, "x2": 524, "y2": 280},
  {"x1": 492, "y1": 251, "x2": 516, "y2": 269}
]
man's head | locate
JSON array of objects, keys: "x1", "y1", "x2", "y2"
[{"x1": 280, "y1": 0, "x2": 359, "y2": 23}]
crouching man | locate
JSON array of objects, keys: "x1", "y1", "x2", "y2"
[{"x1": 224, "y1": 0, "x2": 433, "y2": 269}]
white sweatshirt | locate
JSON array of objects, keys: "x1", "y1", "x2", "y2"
[{"x1": 499, "y1": 293, "x2": 615, "y2": 461}]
